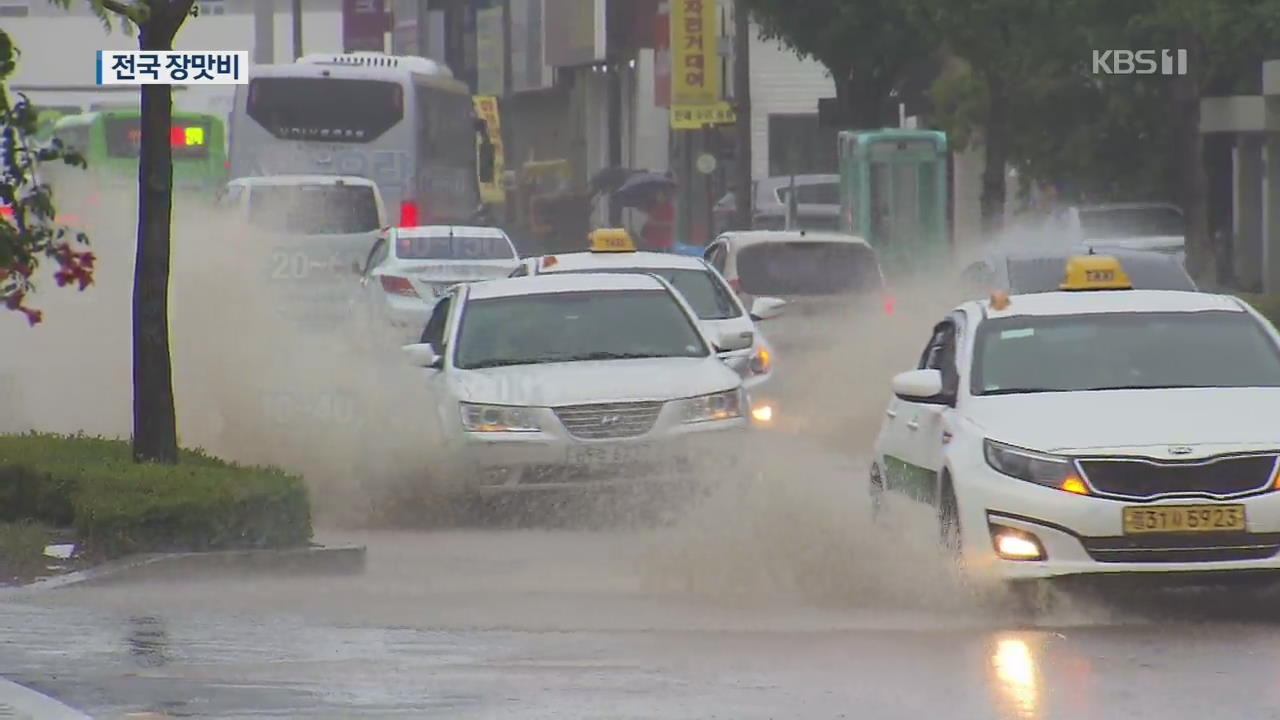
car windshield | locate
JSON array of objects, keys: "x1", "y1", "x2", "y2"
[
  {"x1": 554, "y1": 267, "x2": 740, "y2": 320},
  {"x1": 1006, "y1": 256, "x2": 1196, "y2": 293},
  {"x1": 972, "y1": 311, "x2": 1280, "y2": 395},
  {"x1": 453, "y1": 289, "x2": 709, "y2": 369},
  {"x1": 736, "y1": 241, "x2": 882, "y2": 296},
  {"x1": 1079, "y1": 207, "x2": 1184, "y2": 239},
  {"x1": 397, "y1": 235, "x2": 514, "y2": 260},
  {"x1": 246, "y1": 184, "x2": 381, "y2": 235}
]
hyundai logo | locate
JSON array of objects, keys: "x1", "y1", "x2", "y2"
[
  {"x1": 1168, "y1": 446, "x2": 1194, "y2": 456},
  {"x1": 598, "y1": 414, "x2": 623, "y2": 427}
]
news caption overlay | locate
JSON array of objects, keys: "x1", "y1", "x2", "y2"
[{"x1": 97, "y1": 50, "x2": 249, "y2": 85}]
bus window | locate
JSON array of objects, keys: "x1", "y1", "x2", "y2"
[
  {"x1": 103, "y1": 115, "x2": 210, "y2": 159},
  {"x1": 246, "y1": 77, "x2": 403, "y2": 143}
]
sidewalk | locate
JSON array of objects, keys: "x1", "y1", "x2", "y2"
[{"x1": 0, "y1": 678, "x2": 91, "y2": 720}]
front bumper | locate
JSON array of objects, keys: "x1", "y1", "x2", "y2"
[
  {"x1": 956, "y1": 459, "x2": 1280, "y2": 583},
  {"x1": 439, "y1": 412, "x2": 748, "y2": 495}
]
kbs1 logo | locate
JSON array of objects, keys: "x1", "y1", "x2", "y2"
[{"x1": 1091, "y1": 49, "x2": 1188, "y2": 76}]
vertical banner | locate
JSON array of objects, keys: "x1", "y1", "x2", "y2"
[
  {"x1": 343, "y1": 0, "x2": 392, "y2": 52},
  {"x1": 473, "y1": 96, "x2": 507, "y2": 206},
  {"x1": 671, "y1": 0, "x2": 718, "y2": 106},
  {"x1": 654, "y1": 2, "x2": 670, "y2": 108}
]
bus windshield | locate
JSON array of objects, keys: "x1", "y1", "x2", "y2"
[{"x1": 246, "y1": 77, "x2": 403, "y2": 143}]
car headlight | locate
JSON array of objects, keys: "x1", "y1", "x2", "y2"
[
  {"x1": 983, "y1": 439, "x2": 1089, "y2": 495},
  {"x1": 680, "y1": 389, "x2": 743, "y2": 424},
  {"x1": 749, "y1": 347, "x2": 771, "y2": 375},
  {"x1": 459, "y1": 403, "x2": 542, "y2": 432}
]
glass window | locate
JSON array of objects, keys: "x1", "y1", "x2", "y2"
[
  {"x1": 103, "y1": 115, "x2": 211, "y2": 159},
  {"x1": 420, "y1": 295, "x2": 452, "y2": 346},
  {"x1": 453, "y1": 290, "x2": 709, "y2": 369},
  {"x1": 555, "y1": 267, "x2": 741, "y2": 320},
  {"x1": 247, "y1": 183, "x2": 381, "y2": 235},
  {"x1": 396, "y1": 235, "x2": 514, "y2": 260},
  {"x1": 246, "y1": 78, "x2": 403, "y2": 143},
  {"x1": 971, "y1": 311, "x2": 1280, "y2": 395},
  {"x1": 1078, "y1": 207, "x2": 1184, "y2": 239},
  {"x1": 735, "y1": 241, "x2": 883, "y2": 296}
]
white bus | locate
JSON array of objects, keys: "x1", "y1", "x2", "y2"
[{"x1": 228, "y1": 52, "x2": 494, "y2": 227}]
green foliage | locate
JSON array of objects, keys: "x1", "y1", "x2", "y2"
[
  {"x1": 0, "y1": 520, "x2": 52, "y2": 579},
  {"x1": 0, "y1": 433, "x2": 313, "y2": 560}
]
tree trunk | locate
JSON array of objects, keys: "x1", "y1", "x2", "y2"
[
  {"x1": 979, "y1": 71, "x2": 1009, "y2": 236},
  {"x1": 1173, "y1": 27, "x2": 1213, "y2": 285},
  {"x1": 132, "y1": 15, "x2": 179, "y2": 464}
]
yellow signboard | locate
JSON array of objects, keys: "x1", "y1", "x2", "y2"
[
  {"x1": 671, "y1": 0, "x2": 719, "y2": 107},
  {"x1": 472, "y1": 95, "x2": 506, "y2": 206},
  {"x1": 671, "y1": 101, "x2": 736, "y2": 129}
]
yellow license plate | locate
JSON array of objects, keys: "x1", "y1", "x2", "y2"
[{"x1": 1122, "y1": 504, "x2": 1246, "y2": 534}]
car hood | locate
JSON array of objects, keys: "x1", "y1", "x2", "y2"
[
  {"x1": 965, "y1": 387, "x2": 1280, "y2": 456},
  {"x1": 449, "y1": 357, "x2": 740, "y2": 406},
  {"x1": 394, "y1": 259, "x2": 519, "y2": 282}
]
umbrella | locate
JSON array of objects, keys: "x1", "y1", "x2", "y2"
[{"x1": 612, "y1": 172, "x2": 677, "y2": 209}]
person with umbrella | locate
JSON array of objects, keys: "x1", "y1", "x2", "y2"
[{"x1": 612, "y1": 171, "x2": 677, "y2": 253}]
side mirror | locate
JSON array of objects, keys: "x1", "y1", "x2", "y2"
[
  {"x1": 749, "y1": 296, "x2": 787, "y2": 322},
  {"x1": 714, "y1": 328, "x2": 754, "y2": 353},
  {"x1": 402, "y1": 342, "x2": 443, "y2": 369},
  {"x1": 891, "y1": 369, "x2": 951, "y2": 405}
]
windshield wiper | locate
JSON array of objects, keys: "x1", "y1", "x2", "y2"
[
  {"x1": 1073, "y1": 384, "x2": 1202, "y2": 392},
  {"x1": 566, "y1": 351, "x2": 671, "y2": 361},
  {"x1": 979, "y1": 387, "x2": 1067, "y2": 396},
  {"x1": 460, "y1": 358, "x2": 542, "y2": 369}
]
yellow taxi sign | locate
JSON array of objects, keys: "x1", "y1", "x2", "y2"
[
  {"x1": 990, "y1": 290, "x2": 1011, "y2": 310},
  {"x1": 588, "y1": 228, "x2": 635, "y2": 253},
  {"x1": 1060, "y1": 255, "x2": 1132, "y2": 291}
]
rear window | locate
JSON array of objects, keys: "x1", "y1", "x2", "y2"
[
  {"x1": 246, "y1": 78, "x2": 403, "y2": 143},
  {"x1": 1007, "y1": 256, "x2": 1196, "y2": 294},
  {"x1": 752, "y1": 212, "x2": 841, "y2": 232},
  {"x1": 776, "y1": 182, "x2": 839, "y2": 205},
  {"x1": 396, "y1": 235, "x2": 514, "y2": 260},
  {"x1": 1079, "y1": 207, "x2": 1184, "y2": 239},
  {"x1": 246, "y1": 183, "x2": 381, "y2": 235},
  {"x1": 736, "y1": 241, "x2": 883, "y2": 296},
  {"x1": 104, "y1": 116, "x2": 211, "y2": 159}
]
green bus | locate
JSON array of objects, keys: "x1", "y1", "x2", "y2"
[
  {"x1": 837, "y1": 129, "x2": 949, "y2": 276},
  {"x1": 51, "y1": 109, "x2": 229, "y2": 194}
]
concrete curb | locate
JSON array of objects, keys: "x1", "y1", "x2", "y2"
[
  {"x1": 3, "y1": 545, "x2": 366, "y2": 594},
  {"x1": 0, "y1": 677, "x2": 91, "y2": 719}
]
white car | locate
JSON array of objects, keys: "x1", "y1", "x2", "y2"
[
  {"x1": 217, "y1": 174, "x2": 389, "y2": 331},
  {"x1": 357, "y1": 225, "x2": 520, "y2": 339},
  {"x1": 402, "y1": 272, "x2": 751, "y2": 495},
  {"x1": 871, "y1": 254, "x2": 1280, "y2": 592},
  {"x1": 512, "y1": 235, "x2": 783, "y2": 425},
  {"x1": 1048, "y1": 202, "x2": 1186, "y2": 263}
]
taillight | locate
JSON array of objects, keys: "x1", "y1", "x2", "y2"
[
  {"x1": 399, "y1": 200, "x2": 419, "y2": 227},
  {"x1": 883, "y1": 296, "x2": 896, "y2": 316},
  {"x1": 379, "y1": 275, "x2": 419, "y2": 297}
]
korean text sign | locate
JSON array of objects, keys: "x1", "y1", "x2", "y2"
[
  {"x1": 671, "y1": 0, "x2": 719, "y2": 107},
  {"x1": 97, "y1": 51, "x2": 249, "y2": 85}
]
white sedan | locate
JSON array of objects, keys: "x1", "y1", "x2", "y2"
[
  {"x1": 403, "y1": 272, "x2": 751, "y2": 494},
  {"x1": 513, "y1": 241, "x2": 783, "y2": 424},
  {"x1": 357, "y1": 225, "x2": 520, "y2": 340},
  {"x1": 871, "y1": 255, "x2": 1280, "y2": 592}
]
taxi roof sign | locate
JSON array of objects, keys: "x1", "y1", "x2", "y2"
[
  {"x1": 1060, "y1": 255, "x2": 1132, "y2": 291},
  {"x1": 588, "y1": 228, "x2": 635, "y2": 253}
]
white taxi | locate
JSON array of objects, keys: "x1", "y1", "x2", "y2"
[
  {"x1": 871, "y1": 255, "x2": 1280, "y2": 587},
  {"x1": 402, "y1": 272, "x2": 751, "y2": 494},
  {"x1": 512, "y1": 229, "x2": 783, "y2": 425}
]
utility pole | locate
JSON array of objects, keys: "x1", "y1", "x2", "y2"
[
  {"x1": 291, "y1": 0, "x2": 303, "y2": 60},
  {"x1": 253, "y1": 0, "x2": 275, "y2": 65},
  {"x1": 732, "y1": 0, "x2": 752, "y2": 231}
]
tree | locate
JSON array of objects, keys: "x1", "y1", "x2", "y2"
[
  {"x1": 739, "y1": 0, "x2": 933, "y2": 129},
  {"x1": 0, "y1": 2, "x2": 96, "y2": 325},
  {"x1": 92, "y1": 0, "x2": 198, "y2": 463},
  {"x1": 906, "y1": 0, "x2": 1089, "y2": 235}
]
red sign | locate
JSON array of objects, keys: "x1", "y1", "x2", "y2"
[
  {"x1": 655, "y1": 4, "x2": 670, "y2": 108},
  {"x1": 343, "y1": 0, "x2": 392, "y2": 52}
]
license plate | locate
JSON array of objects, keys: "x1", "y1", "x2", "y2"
[
  {"x1": 566, "y1": 443, "x2": 656, "y2": 468},
  {"x1": 1122, "y1": 504, "x2": 1246, "y2": 534}
]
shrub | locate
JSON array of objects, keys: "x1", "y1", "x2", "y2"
[
  {"x1": 0, "y1": 433, "x2": 311, "y2": 559},
  {"x1": 0, "y1": 521, "x2": 52, "y2": 580}
]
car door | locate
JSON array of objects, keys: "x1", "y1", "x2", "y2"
[
  {"x1": 910, "y1": 313, "x2": 964, "y2": 506},
  {"x1": 881, "y1": 318, "x2": 959, "y2": 506}
]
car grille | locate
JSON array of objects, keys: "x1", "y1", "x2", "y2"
[
  {"x1": 1077, "y1": 454, "x2": 1279, "y2": 500},
  {"x1": 553, "y1": 401, "x2": 665, "y2": 440},
  {"x1": 1081, "y1": 533, "x2": 1280, "y2": 564}
]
